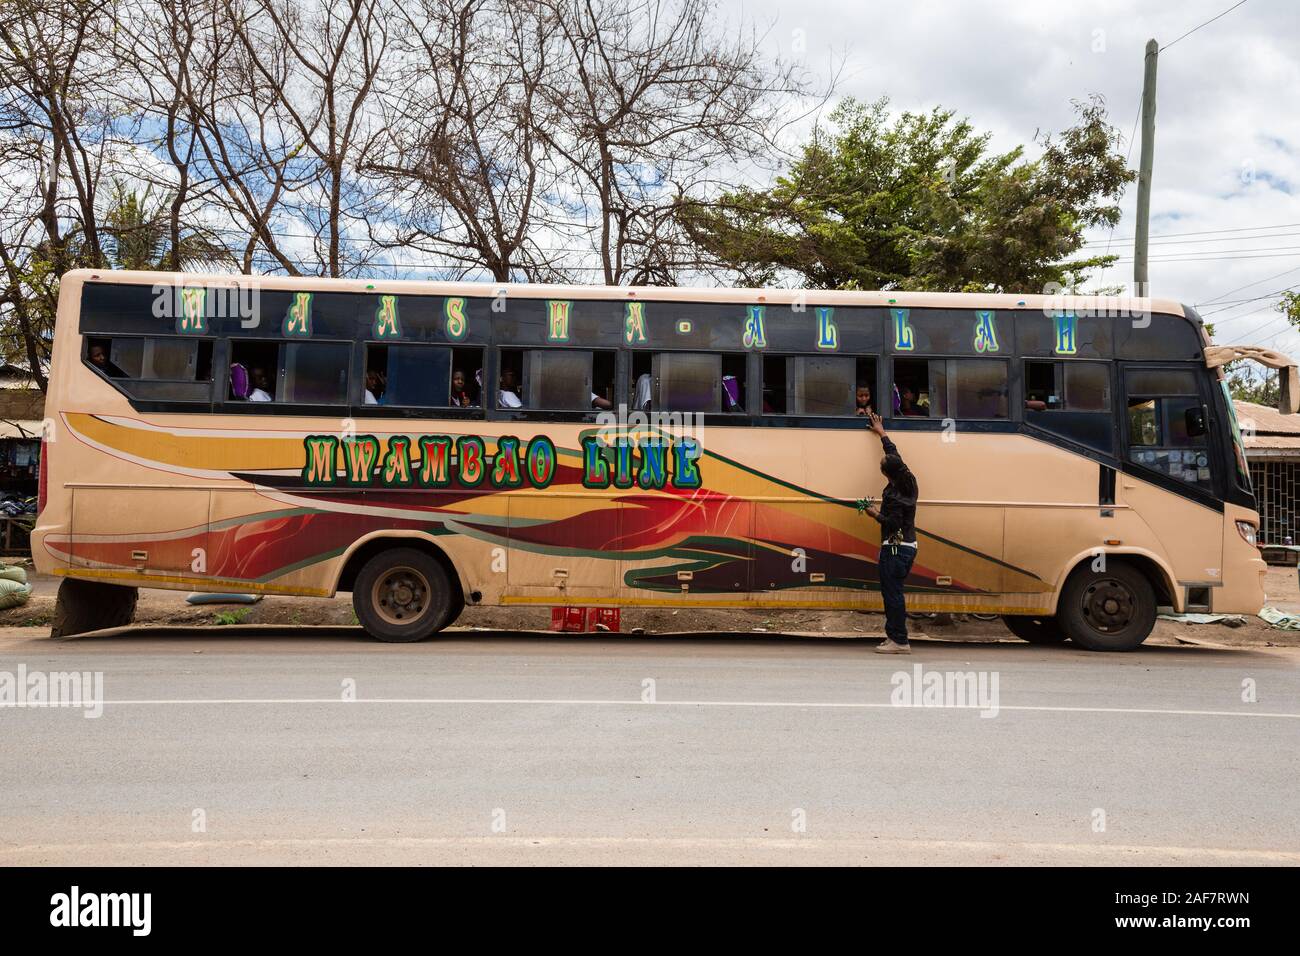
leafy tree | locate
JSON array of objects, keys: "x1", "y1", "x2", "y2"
[
  {"x1": 102, "y1": 182, "x2": 231, "y2": 271},
  {"x1": 680, "y1": 95, "x2": 1134, "y2": 291}
]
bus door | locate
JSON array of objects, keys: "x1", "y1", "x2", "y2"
[{"x1": 1118, "y1": 364, "x2": 1224, "y2": 593}]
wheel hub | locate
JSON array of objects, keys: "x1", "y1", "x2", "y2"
[
  {"x1": 1081, "y1": 578, "x2": 1135, "y2": 632},
  {"x1": 373, "y1": 567, "x2": 429, "y2": 626}
]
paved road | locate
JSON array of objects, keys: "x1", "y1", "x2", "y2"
[{"x1": 1, "y1": 627, "x2": 1297, "y2": 865}]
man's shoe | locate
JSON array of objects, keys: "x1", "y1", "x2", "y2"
[{"x1": 874, "y1": 638, "x2": 911, "y2": 655}]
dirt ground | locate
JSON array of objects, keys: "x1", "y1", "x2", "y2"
[{"x1": 3, "y1": 561, "x2": 1299, "y2": 647}]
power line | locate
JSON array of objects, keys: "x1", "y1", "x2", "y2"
[
  {"x1": 1198, "y1": 264, "x2": 1300, "y2": 307},
  {"x1": 1112, "y1": 251, "x2": 1300, "y2": 263},
  {"x1": 1198, "y1": 284, "x2": 1300, "y2": 316},
  {"x1": 1134, "y1": 245, "x2": 1300, "y2": 256},
  {"x1": 1084, "y1": 230, "x2": 1300, "y2": 249},
  {"x1": 1083, "y1": 221, "x2": 1300, "y2": 246},
  {"x1": 1161, "y1": 0, "x2": 1250, "y2": 51},
  {"x1": 1205, "y1": 306, "x2": 1289, "y2": 329},
  {"x1": 1235, "y1": 311, "x2": 1290, "y2": 342}
]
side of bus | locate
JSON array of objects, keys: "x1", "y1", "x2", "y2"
[{"x1": 32, "y1": 272, "x2": 1267, "y2": 650}]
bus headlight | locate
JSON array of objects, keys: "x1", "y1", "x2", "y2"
[{"x1": 1236, "y1": 520, "x2": 1258, "y2": 547}]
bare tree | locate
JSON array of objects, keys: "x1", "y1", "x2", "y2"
[
  {"x1": 213, "y1": 0, "x2": 391, "y2": 277},
  {"x1": 537, "y1": 0, "x2": 816, "y2": 285},
  {"x1": 0, "y1": 0, "x2": 129, "y2": 387},
  {"x1": 112, "y1": 0, "x2": 236, "y2": 271},
  {"x1": 0, "y1": 0, "x2": 831, "y2": 361},
  {"x1": 369, "y1": 0, "x2": 569, "y2": 281}
]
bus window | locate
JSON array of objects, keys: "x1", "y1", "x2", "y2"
[
  {"x1": 592, "y1": 350, "x2": 615, "y2": 410},
  {"x1": 85, "y1": 335, "x2": 213, "y2": 401},
  {"x1": 449, "y1": 347, "x2": 483, "y2": 407},
  {"x1": 855, "y1": 358, "x2": 876, "y2": 416},
  {"x1": 498, "y1": 349, "x2": 524, "y2": 408},
  {"x1": 892, "y1": 358, "x2": 1008, "y2": 419},
  {"x1": 761, "y1": 356, "x2": 786, "y2": 414},
  {"x1": 1024, "y1": 360, "x2": 1112, "y2": 451},
  {"x1": 229, "y1": 341, "x2": 279, "y2": 401},
  {"x1": 280, "y1": 342, "x2": 350, "y2": 405},
  {"x1": 947, "y1": 359, "x2": 1008, "y2": 419},
  {"x1": 631, "y1": 352, "x2": 652, "y2": 411},
  {"x1": 791, "y1": 356, "x2": 846, "y2": 415},
  {"x1": 86, "y1": 337, "x2": 128, "y2": 378},
  {"x1": 1025, "y1": 360, "x2": 1109, "y2": 411},
  {"x1": 891, "y1": 359, "x2": 933, "y2": 416},
  {"x1": 762, "y1": 355, "x2": 875, "y2": 416},
  {"x1": 1125, "y1": 368, "x2": 1211, "y2": 489},
  {"x1": 363, "y1": 344, "x2": 483, "y2": 408},
  {"x1": 501, "y1": 348, "x2": 614, "y2": 411},
  {"x1": 721, "y1": 354, "x2": 746, "y2": 412},
  {"x1": 650, "y1": 352, "x2": 739, "y2": 413}
]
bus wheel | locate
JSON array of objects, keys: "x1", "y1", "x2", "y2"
[
  {"x1": 50, "y1": 578, "x2": 138, "y2": 638},
  {"x1": 353, "y1": 548, "x2": 452, "y2": 643},
  {"x1": 1058, "y1": 563, "x2": 1156, "y2": 652},
  {"x1": 1002, "y1": 615, "x2": 1067, "y2": 644}
]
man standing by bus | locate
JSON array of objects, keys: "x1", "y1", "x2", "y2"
[{"x1": 862, "y1": 411, "x2": 919, "y2": 654}]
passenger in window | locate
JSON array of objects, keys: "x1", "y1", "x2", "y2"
[
  {"x1": 634, "y1": 373, "x2": 652, "y2": 411},
  {"x1": 591, "y1": 392, "x2": 613, "y2": 411},
  {"x1": 449, "y1": 368, "x2": 475, "y2": 407},
  {"x1": 498, "y1": 367, "x2": 523, "y2": 408},
  {"x1": 855, "y1": 383, "x2": 873, "y2": 416},
  {"x1": 861, "y1": 411, "x2": 919, "y2": 655},
  {"x1": 364, "y1": 369, "x2": 386, "y2": 405},
  {"x1": 896, "y1": 384, "x2": 925, "y2": 416},
  {"x1": 722, "y1": 375, "x2": 742, "y2": 412},
  {"x1": 248, "y1": 367, "x2": 273, "y2": 402},
  {"x1": 88, "y1": 343, "x2": 126, "y2": 378}
]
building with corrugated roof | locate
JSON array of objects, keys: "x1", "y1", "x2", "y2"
[{"x1": 1235, "y1": 400, "x2": 1300, "y2": 544}]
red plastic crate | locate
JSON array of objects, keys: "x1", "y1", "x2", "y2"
[
  {"x1": 550, "y1": 606, "x2": 588, "y2": 631},
  {"x1": 589, "y1": 607, "x2": 621, "y2": 632},
  {"x1": 549, "y1": 607, "x2": 621, "y2": 632}
]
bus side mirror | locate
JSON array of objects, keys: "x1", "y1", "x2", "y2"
[
  {"x1": 1204, "y1": 345, "x2": 1300, "y2": 413},
  {"x1": 1185, "y1": 406, "x2": 1207, "y2": 438}
]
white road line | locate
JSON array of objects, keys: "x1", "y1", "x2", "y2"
[
  {"x1": 3, "y1": 698, "x2": 1298, "y2": 718},
  {"x1": 1, "y1": 835, "x2": 1297, "y2": 863}
]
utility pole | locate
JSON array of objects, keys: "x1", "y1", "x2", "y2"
[{"x1": 1134, "y1": 38, "x2": 1159, "y2": 294}]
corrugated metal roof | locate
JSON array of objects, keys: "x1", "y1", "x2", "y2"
[{"x1": 1235, "y1": 400, "x2": 1300, "y2": 437}]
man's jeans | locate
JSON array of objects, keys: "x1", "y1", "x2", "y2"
[{"x1": 879, "y1": 544, "x2": 917, "y2": 645}]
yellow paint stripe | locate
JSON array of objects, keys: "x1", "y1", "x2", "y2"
[{"x1": 500, "y1": 595, "x2": 1050, "y2": 614}]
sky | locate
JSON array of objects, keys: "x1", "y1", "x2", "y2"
[{"x1": 731, "y1": 0, "x2": 1300, "y2": 353}]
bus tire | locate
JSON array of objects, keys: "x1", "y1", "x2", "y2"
[
  {"x1": 1002, "y1": 615, "x2": 1068, "y2": 644},
  {"x1": 352, "y1": 548, "x2": 452, "y2": 643},
  {"x1": 1057, "y1": 562, "x2": 1157, "y2": 652},
  {"x1": 444, "y1": 585, "x2": 465, "y2": 629},
  {"x1": 50, "y1": 578, "x2": 138, "y2": 638}
]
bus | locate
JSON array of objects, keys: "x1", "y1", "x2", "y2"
[{"x1": 30, "y1": 269, "x2": 1285, "y2": 651}]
